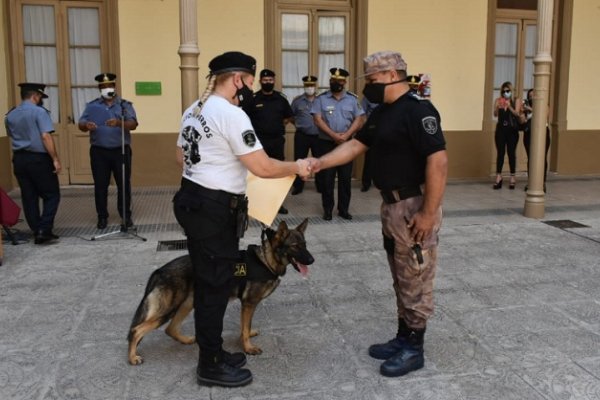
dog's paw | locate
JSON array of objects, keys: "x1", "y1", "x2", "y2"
[
  {"x1": 129, "y1": 355, "x2": 144, "y2": 365},
  {"x1": 180, "y1": 335, "x2": 196, "y2": 345},
  {"x1": 244, "y1": 345, "x2": 263, "y2": 355},
  {"x1": 249, "y1": 329, "x2": 259, "y2": 337}
]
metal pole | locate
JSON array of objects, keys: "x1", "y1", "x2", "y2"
[
  {"x1": 524, "y1": 0, "x2": 554, "y2": 218},
  {"x1": 178, "y1": 0, "x2": 200, "y2": 112}
]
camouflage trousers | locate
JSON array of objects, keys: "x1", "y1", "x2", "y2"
[{"x1": 381, "y1": 196, "x2": 443, "y2": 329}]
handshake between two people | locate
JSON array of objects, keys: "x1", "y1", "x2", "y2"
[{"x1": 295, "y1": 158, "x2": 325, "y2": 180}]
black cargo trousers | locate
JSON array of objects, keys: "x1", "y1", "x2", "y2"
[{"x1": 173, "y1": 179, "x2": 243, "y2": 359}]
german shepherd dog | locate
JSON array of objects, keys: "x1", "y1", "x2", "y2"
[{"x1": 128, "y1": 219, "x2": 313, "y2": 365}]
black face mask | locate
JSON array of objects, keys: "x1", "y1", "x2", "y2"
[
  {"x1": 362, "y1": 79, "x2": 406, "y2": 104},
  {"x1": 330, "y1": 82, "x2": 344, "y2": 93},
  {"x1": 37, "y1": 98, "x2": 44, "y2": 107},
  {"x1": 236, "y1": 80, "x2": 255, "y2": 109},
  {"x1": 261, "y1": 82, "x2": 274, "y2": 92}
]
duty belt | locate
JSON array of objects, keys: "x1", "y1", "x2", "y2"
[
  {"x1": 181, "y1": 178, "x2": 245, "y2": 209},
  {"x1": 380, "y1": 186, "x2": 422, "y2": 204}
]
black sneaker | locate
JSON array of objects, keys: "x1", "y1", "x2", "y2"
[{"x1": 197, "y1": 362, "x2": 252, "y2": 387}]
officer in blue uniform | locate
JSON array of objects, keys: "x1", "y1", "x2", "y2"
[
  {"x1": 245, "y1": 69, "x2": 294, "y2": 214},
  {"x1": 5, "y1": 83, "x2": 61, "y2": 244},
  {"x1": 311, "y1": 67, "x2": 365, "y2": 220},
  {"x1": 291, "y1": 75, "x2": 320, "y2": 195},
  {"x1": 78, "y1": 73, "x2": 138, "y2": 229}
]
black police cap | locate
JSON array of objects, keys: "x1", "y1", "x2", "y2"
[
  {"x1": 209, "y1": 51, "x2": 256, "y2": 76},
  {"x1": 95, "y1": 73, "x2": 117, "y2": 85},
  {"x1": 329, "y1": 68, "x2": 349, "y2": 80},
  {"x1": 302, "y1": 75, "x2": 318, "y2": 85},
  {"x1": 260, "y1": 69, "x2": 275, "y2": 78},
  {"x1": 18, "y1": 82, "x2": 48, "y2": 98}
]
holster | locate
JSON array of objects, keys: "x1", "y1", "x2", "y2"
[{"x1": 235, "y1": 196, "x2": 249, "y2": 238}]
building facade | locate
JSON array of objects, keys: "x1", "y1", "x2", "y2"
[{"x1": 1, "y1": 0, "x2": 599, "y2": 189}]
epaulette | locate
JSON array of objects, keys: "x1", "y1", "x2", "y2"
[
  {"x1": 292, "y1": 94, "x2": 302, "y2": 101},
  {"x1": 278, "y1": 91, "x2": 288, "y2": 99},
  {"x1": 5, "y1": 106, "x2": 16, "y2": 116},
  {"x1": 316, "y1": 91, "x2": 329, "y2": 97},
  {"x1": 346, "y1": 91, "x2": 359, "y2": 98}
]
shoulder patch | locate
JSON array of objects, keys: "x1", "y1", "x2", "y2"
[
  {"x1": 242, "y1": 130, "x2": 257, "y2": 147},
  {"x1": 421, "y1": 116, "x2": 438, "y2": 135}
]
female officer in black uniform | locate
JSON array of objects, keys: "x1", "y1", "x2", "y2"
[{"x1": 174, "y1": 51, "x2": 310, "y2": 388}]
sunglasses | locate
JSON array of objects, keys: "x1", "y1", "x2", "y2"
[{"x1": 502, "y1": 90, "x2": 511, "y2": 93}]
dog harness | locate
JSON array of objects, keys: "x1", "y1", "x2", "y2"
[{"x1": 234, "y1": 244, "x2": 279, "y2": 284}]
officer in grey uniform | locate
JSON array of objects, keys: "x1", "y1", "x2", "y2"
[
  {"x1": 291, "y1": 75, "x2": 320, "y2": 195},
  {"x1": 307, "y1": 51, "x2": 447, "y2": 377},
  {"x1": 5, "y1": 83, "x2": 61, "y2": 244},
  {"x1": 311, "y1": 67, "x2": 365, "y2": 220}
]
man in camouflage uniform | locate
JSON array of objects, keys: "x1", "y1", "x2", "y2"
[{"x1": 308, "y1": 51, "x2": 447, "y2": 377}]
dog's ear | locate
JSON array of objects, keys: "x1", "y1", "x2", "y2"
[
  {"x1": 295, "y1": 218, "x2": 309, "y2": 234},
  {"x1": 273, "y1": 220, "x2": 289, "y2": 244}
]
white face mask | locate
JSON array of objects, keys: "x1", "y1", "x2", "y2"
[
  {"x1": 502, "y1": 91, "x2": 512, "y2": 99},
  {"x1": 101, "y1": 88, "x2": 116, "y2": 99},
  {"x1": 304, "y1": 86, "x2": 316, "y2": 96}
]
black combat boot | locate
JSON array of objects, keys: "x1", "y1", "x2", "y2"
[
  {"x1": 379, "y1": 327, "x2": 425, "y2": 377},
  {"x1": 368, "y1": 319, "x2": 411, "y2": 360},
  {"x1": 221, "y1": 349, "x2": 247, "y2": 368},
  {"x1": 197, "y1": 349, "x2": 252, "y2": 387}
]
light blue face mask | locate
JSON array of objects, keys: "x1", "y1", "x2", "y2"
[{"x1": 502, "y1": 91, "x2": 512, "y2": 99}]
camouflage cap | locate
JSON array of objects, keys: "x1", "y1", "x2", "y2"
[{"x1": 361, "y1": 51, "x2": 407, "y2": 77}]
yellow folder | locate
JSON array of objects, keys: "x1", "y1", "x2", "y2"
[{"x1": 246, "y1": 172, "x2": 295, "y2": 226}]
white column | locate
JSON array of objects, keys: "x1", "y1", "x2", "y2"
[
  {"x1": 178, "y1": 0, "x2": 200, "y2": 112},
  {"x1": 524, "y1": 0, "x2": 553, "y2": 218}
]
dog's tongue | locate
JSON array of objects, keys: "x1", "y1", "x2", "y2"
[{"x1": 297, "y1": 263, "x2": 309, "y2": 277}]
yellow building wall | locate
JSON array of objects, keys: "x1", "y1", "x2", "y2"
[
  {"x1": 368, "y1": 0, "x2": 488, "y2": 132},
  {"x1": 197, "y1": 0, "x2": 265, "y2": 91},
  {"x1": 117, "y1": 0, "x2": 264, "y2": 134},
  {"x1": 118, "y1": 0, "x2": 182, "y2": 133},
  {"x1": 567, "y1": 0, "x2": 600, "y2": 130}
]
